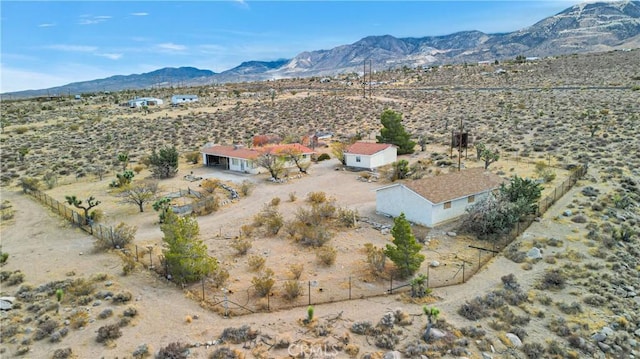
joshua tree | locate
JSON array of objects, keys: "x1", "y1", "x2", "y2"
[
  {"x1": 65, "y1": 195, "x2": 101, "y2": 224},
  {"x1": 117, "y1": 152, "x2": 129, "y2": 171},
  {"x1": 422, "y1": 306, "x2": 441, "y2": 342}
]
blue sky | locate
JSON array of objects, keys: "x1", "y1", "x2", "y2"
[{"x1": 1, "y1": 1, "x2": 583, "y2": 93}]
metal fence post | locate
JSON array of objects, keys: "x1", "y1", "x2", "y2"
[{"x1": 308, "y1": 281, "x2": 311, "y2": 305}]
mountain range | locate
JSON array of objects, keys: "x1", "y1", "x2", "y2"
[{"x1": 6, "y1": 0, "x2": 640, "y2": 98}]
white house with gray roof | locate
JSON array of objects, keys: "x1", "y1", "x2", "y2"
[{"x1": 375, "y1": 167, "x2": 505, "y2": 227}]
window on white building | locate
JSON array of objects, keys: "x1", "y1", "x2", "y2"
[
  {"x1": 356, "y1": 156, "x2": 361, "y2": 163},
  {"x1": 444, "y1": 201, "x2": 452, "y2": 209}
]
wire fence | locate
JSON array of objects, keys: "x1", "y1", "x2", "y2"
[
  {"x1": 28, "y1": 190, "x2": 128, "y2": 246},
  {"x1": 184, "y1": 164, "x2": 588, "y2": 316},
  {"x1": 27, "y1": 164, "x2": 587, "y2": 317}
]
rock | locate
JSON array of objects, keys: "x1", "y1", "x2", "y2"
[
  {"x1": 429, "y1": 328, "x2": 446, "y2": 340},
  {"x1": 383, "y1": 351, "x2": 401, "y2": 359},
  {"x1": 447, "y1": 231, "x2": 457, "y2": 237},
  {"x1": 563, "y1": 210, "x2": 573, "y2": 217},
  {"x1": 592, "y1": 332, "x2": 607, "y2": 342},
  {"x1": 526, "y1": 247, "x2": 543, "y2": 260},
  {"x1": 505, "y1": 333, "x2": 523, "y2": 347},
  {"x1": 601, "y1": 327, "x2": 614, "y2": 336},
  {"x1": 0, "y1": 297, "x2": 16, "y2": 303},
  {"x1": 625, "y1": 285, "x2": 636, "y2": 292},
  {"x1": 0, "y1": 300, "x2": 12, "y2": 310},
  {"x1": 482, "y1": 353, "x2": 493, "y2": 359},
  {"x1": 615, "y1": 288, "x2": 628, "y2": 297},
  {"x1": 430, "y1": 261, "x2": 440, "y2": 268},
  {"x1": 93, "y1": 300, "x2": 102, "y2": 307},
  {"x1": 105, "y1": 281, "x2": 113, "y2": 287},
  {"x1": 598, "y1": 342, "x2": 611, "y2": 352},
  {"x1": 634, "y1": 328, "x2": 640, "y2": 337}
]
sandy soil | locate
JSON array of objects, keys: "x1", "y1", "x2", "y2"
[{"x1": 1, "y1": 150, "x2": 584, "y2": 359}]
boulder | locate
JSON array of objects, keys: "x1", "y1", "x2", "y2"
[
  {"x1": 526, "y1": 247, "x2": 543, "y2": 260},
  {"x1": 383, "y1": 351, "x2": 401, "y2": 359},
  {"x1": 430, "y1": 261, "x2": 440, "y2": 268},
  {"x1": 505, "y1": 333, "x2": 523, "y2": 347},
  {"x1": 0, "y1": 300, "x2": 12, "y2": 311}
]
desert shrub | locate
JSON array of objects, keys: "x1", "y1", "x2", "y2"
[
  {"x1": 251, "y1": 268, "x2": 275, "y2": 297},
  {"x1": 230, "y1": 237, "x2": 252, "y2": 256},
  {"x1": 548, "y1": 317, "x2": 571, "y2": 337},
  {"x1": 123, "y1": 306, "x2": 138, "y2": 317},
  {"x1": 201, "y1": 179, "x2": 220, "y2": 193},
  {"x1": 571, "y1": 215, "x2": 588, "y2": 223},
  {"x1": 33, "y1": 319, "x2": 58, "y2": 341},
  {"x1": 338, "y1": 207, "x2": 358, "y2": 227},
  {"x1": 350, "y1": 321, "x2": 375, "y2": 335},
  {"x1": 52, "y1": 348, "x2": 73, "y2": 359},
  {"x1": 219, "y1": 325, "x2": 258, "y2": 344},
  {"x1": 240, "y1": 180, "x2": 254, "y2": 196},
  {"x1": 210, "y1": 347, "x2": 242, "y2": 359},
  {"x1": 557, "y1": 301, "x2": 583, "y2": 315},
  {"x1": 317, "y1": 153, "x2": 330, "y2": 161},
  {"x1": 458, "y1": 297, "x2": 488, "y2": 320},
  {"x1": 270, "y1": 197, "x2": 281, "y2": 206},
  {"x1": 6, "y1": 271, "x2": 24, "y2": 285},
  {"x1": 247, "y1": 255, "x2": 266, "y2": 272},
  {"x1": 253, "y1": 205, "x2": 283, "y2": 235},
  {"x1": 288, "y1": 191, "x2": 297, "y2": 202},
  {"x1": 510, "y1": 327, "x2": 528, "y2": 340},
  {"x1": 132, "y1": 165, "x2": 145, "y2": 174},
  {"x1": 316, "y1": 246, "x2": 337, "y2": 266},
  {"x1": 98, "y1": 308, "x2": 114, "y2": 319},
  {"x1": 96, "y1": 324, "x2": 122, "y2": 343},
  {"x1": 19, "y1": 177, "x2": 40, "y2": 193},
  {"x1": 288, "y1": 263, "x2": 304, "y2": 280},
  {"x1": 288, "y1": 220, "x2": 332, "y2": 247},
  {"x1": 521, "y1": 342, "x2": 545, "y2": 359},
  {"x1": 210, "y1": 267, "x2": 230, "y2": 288},
  {"x1": 546, "y1": 340, "x2": 567, "y2": 356},
  {"x1": 583, "y1": 294, "x2": 606, "y2": 307},
  {"x1": 132, "y1": 344, "x2": 150, "y2": 358},
  {"x1": 1, "y1": 323, "x2": 19, "y2": 341},
  {"x1": 307, "y1": 191, "x2": 327, "y2": 204},
  {"x1": 156, "y1": 342, "x2": 189, "y2": 359},
  {"x1": 364, "y1": 243, "x2": 387, "y2": 276},
  {"x1": 501, "y1": 273, "x2": 520, "y2": 291},
  {"x1": 14, "y1": 126, "x2": 29, "y2": 134},
  {"x1": 537, "y1": 269, "x2": 567, "y2": 290},
  {"x1": 460, "y1": 326, "x2": 486, "y2": 338},
  {"x1": 281, "y1": 280, "x2": 302, "y2": 301},
  {"x1": 112, "y1": 291, "x2": 132, "y2": 303},
  {"x1": 96, "y1": 222, "x2": 136, "y2": 250},
  {"x1": 185, "y1": 151, "x2": 200, "y2": 164},
  {"x1": 374, "y1": 331, "x2": 399, "y2": 349}
]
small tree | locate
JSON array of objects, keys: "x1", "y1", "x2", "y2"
[
  {"x1": 121, "y1": 181, "x2": 158, "y2": 212},
  {"x1": 384, "y1": 213, "x2": 425, "y2": 278},
  {"x1": 114, "y1": 170, "x2": 135, "y2": 187},
  {"x1": 282, "y1": 148, "x2": 310, "y2": 173},
  {"x1": 17, "y1": 147, "x2": 29, "y2": 163},
  {"x1": 480, "y1": 146, "x2": 499, "y2": 169},
  {"x1": 376, "y1": 109, "x2": 416, "y2": 155},
  {"x1": 330, "y1": 142, "x2": 347, "y2": 165},
  {"x1": 256, "y1": 150, "x2": 285, "y2": 180},
  {"x1": 152, "y1": 197, "x2": 172, "y2": 223},
  {"x1": 117, "y1": 152, "x2": 129, "y2": 171},
  {"x1": 65, "y1": 195, "x2": 101, "y2": 224},
  {"x1": 500, "y1": 175, "x2": 543, "y2": 216},
  {"x1": 390, "y1": 160, "x2": 410, "y2": 181},
  {"x1": 149, "y1": 146, "x2": 179, "y2": 179},
  {"x1": 161, "y1": 211, "x2": 217, "y2": 284}
]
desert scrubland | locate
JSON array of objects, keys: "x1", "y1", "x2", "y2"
[{"x1": 1, "y1": 50, "x2": 639, "y2": 359}]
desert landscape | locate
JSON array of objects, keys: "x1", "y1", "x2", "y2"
[{"x1": 1, "y1": 49, "x2": 640, "y2": 359}]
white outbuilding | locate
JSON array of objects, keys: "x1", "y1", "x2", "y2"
[
  {"x1": 171, "y1": 94, "x2": 199, "y2": 105},
  {"x1": 375, "y1": 167, "x2": 505, "y2": 227},
  {"x1": 128, "y1": 97, "x2": 163, "y2": 108},
  {"x1": 344, "y1": 142, "x2": 397, "y2": 170}
]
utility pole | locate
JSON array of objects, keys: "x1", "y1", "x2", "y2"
[
  {"x1": 369, "y1": 59, "x2": 372, "y2": 99},
  {"x1": 363, "y1": 59, "x2": 367, "y2": 99},
  {"x1": 458, "y1": 118, "x2": 463, "y2": 171}
]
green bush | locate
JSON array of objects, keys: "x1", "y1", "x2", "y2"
[
  {"x1": 251, "y1": 268, "x2": 275, "y2": 297},
  {"x1": 317, "y1": 153, "x2": 331, "y2": 161},
  {"x1": 316, "y1": 246, "x2": 337, "y2": 266}
]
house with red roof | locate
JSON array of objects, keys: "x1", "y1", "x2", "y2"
[
  {"x1": 201, "y1": 143, "x2": 315, "y2": 174},
  {"x1": 375, "y1": 168, "x2": 505, "y2": 227},
  {"x1": 344, "y1": 142, "x2": 397, "y2": 170}
]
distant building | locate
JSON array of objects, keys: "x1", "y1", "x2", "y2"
[
  {"x1": 171, "y1": 94, "x2": 199, "y2": 105},
  {"x1": 128, "y1": 97, "x2": 163, "y2": 108},
  {"x1": 201, "y1": 143, "x2": 315, "y2": 174}
]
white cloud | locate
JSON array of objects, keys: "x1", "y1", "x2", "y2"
[
  {"x1": 233, "y1": 0, "x2": 250, "y2": 9},
  {"x1": 130, "y1": 12, "x2": 149, "y2": 16},
  {"x1": 157, "y1": 43, "x2": 187, "y2": 52},
  {"x1": 46, "y1": 44, "x2": 98, "y2": 52},
  {"x1": 38, "y1": 23, "x2": 56, "y2": 28},
  {"x1": 0, "y1": 66, "x2": 70, "y2": 93},
  {"x1": 78, "y1": 15, "x2": 111, "y2": 25},
  {"x1": 97, "y1": 53, "x2": 123, "y2": 60}
]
